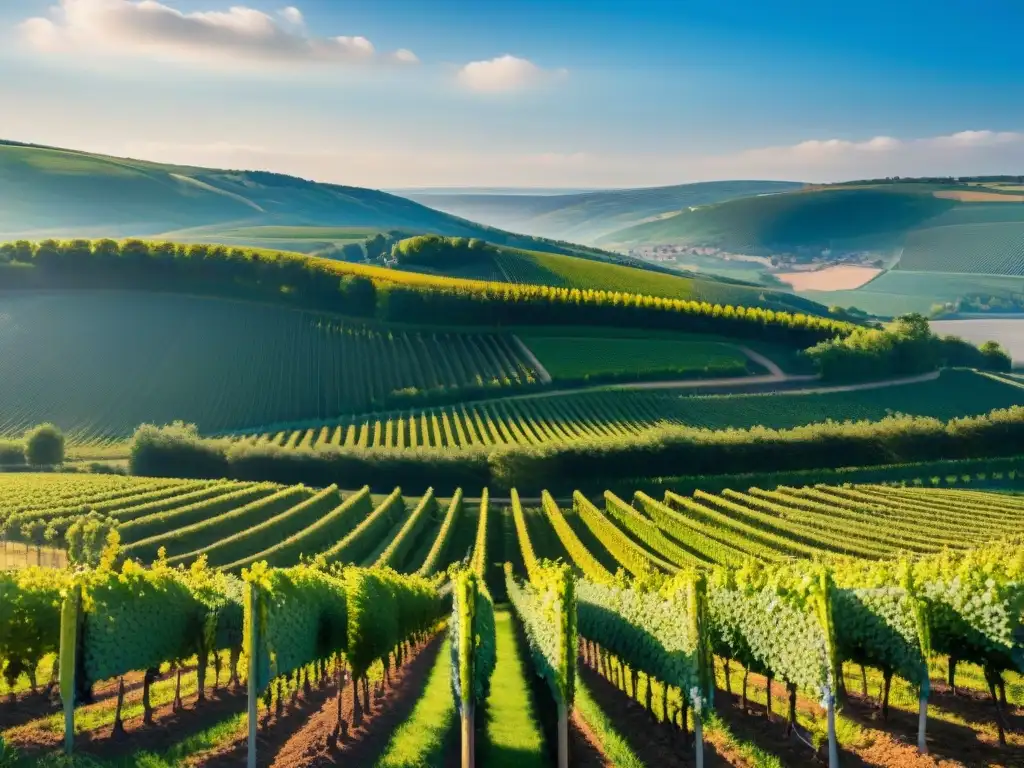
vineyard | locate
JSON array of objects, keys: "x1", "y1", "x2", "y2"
[
  {"x1": 0, "y1": 292, "x2": 538, "y2": 446},
  {"x1": 233, "y1": 368, "x2": 1024, "y2": 452},
  {"x1": 397, "y1": 241, "x2": 819, "y2": 312},
  {"x1": 897, "y1": 221, "x2": 1024, "y2": 275},
  {"x1": 0, "y1": 471, "x2": 1021, "y2": 767}
]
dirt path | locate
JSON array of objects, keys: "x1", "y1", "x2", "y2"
[
  {"x1": 190, "y1": 633, "x2": 444, "y2": 768},
  {"x1": 6, "y1": 679, "x2": 246, "y2": 760},
  {"x1": 486, "y1": 363, "x2": 938, "y2": 398},
  {"x1": 618, "y1": 372, "x2": 811, "y2": 391},
  {"x1": 569, "y1": 708, "x2": 614, "y2": 767},
  {"x1": 511, "y1": 334, "x2": 553, "y2": 384},
  {"x1": 614, "y1": 368, "x2": 940, "y2": 394},
  {"x1": 738, "y1": 345, "x2": 785, "y2": 378}
]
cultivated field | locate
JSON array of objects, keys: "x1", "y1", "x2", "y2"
[
  {"x1": 898, "y1": 222, "x2": 1024, "y2": 274},
  {"x1": 1, "y1": 232, "x2": 1022, "y2": 767},
  {"x1": 234, "y1": 369, "x2": 1024, "y2": 452},
  {"x1": 776, "y1": 264, "x2": 882, "y2": 291},
  {"x1": 0, "y1": 292, "x2": 538, "y2": 444},
  {"x1": 0, "y1": 472, "x2": 1020, "y2": 767}
]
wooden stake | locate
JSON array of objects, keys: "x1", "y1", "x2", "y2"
[
  {"x1": 557, "y1": 702, "x2": 568, "y2": 768},
  {"x1": 826, "y1": 691, "x2": 839, "y2": 768},
  {"x1": 917, "y1": 697, "x2": 928, "y2": 754},
  {"x1": 461, "y1": 704, "x2": 474, "y2": 768},
  {"x1": 694, "y1": 711, "x2": 704, "y2": 768},
  {"x1": 246, "y1": 586, "x2": 259, "y2": 768}
]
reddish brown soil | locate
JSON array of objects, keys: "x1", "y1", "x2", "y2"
[
  {"x1": 570, "y1": 708, "x2": 613, "y2": 767},
  {"x1": 0, "y1": 667, "x2": 171, "y2": 731},
  {"x1": 578, "y1": 661, "x2": 732, "y2": 767},
  {"x1": 842, "y1": 689, "x2": 1023, "y2": 768},
  {"x1": 192, "y1": 633, "x2": 445, "y2": 767},
  {"x1": 581, "y1": 654, "x2": 1024, "y2": 768},
  {"x1": 6, "y1": 679, "x2": 247, "y2": 759},
  {"x1": 0, "y1": 687, "x2": 61, "y2": 731},
  {"x1": 724, "y1": 671, "x2": 1023, "y2": 768}
]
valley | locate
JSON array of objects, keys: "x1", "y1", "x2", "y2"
[{"x1": 0, "y1": 147, "x2": 1021, "y2": 768}]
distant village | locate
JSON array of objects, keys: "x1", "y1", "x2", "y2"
[{"x1": 628, "y1": 243, "x2": 887, "y2": 270}]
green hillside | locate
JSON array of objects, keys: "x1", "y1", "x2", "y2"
[
  {"x1": 400, "y1": 180, "x2": 804, "y2": 243},
  {"x1": 0, "y1": 292, "x2": 540, "y2": 444},
  {"x1": 593, "y1": 181, "x2": 1024, "y2": 316},
  {"x1": 0, "y1": 140, "x2": 618, "y2": 261},
  {"x1": 389, "y1": 236, "x2": 832, "y2": 314},
  {"x1": 598, "y1": 184, "x2": 957, "y2": 252}
]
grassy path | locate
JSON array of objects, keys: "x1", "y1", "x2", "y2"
[
  {"x1": 479, "y1": 607, "x2": 548, "y2": 768},
  {"x1": 373, "y1": 638, "x2": 456, "y2": 768}
]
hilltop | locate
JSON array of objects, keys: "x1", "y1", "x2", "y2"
[
  {"x1": 400, "y1": 180, "x2": 804, "y2": 243},
  {"x1": 597, "y1": 183, "x2": 962, "y2": 253},
  {"x1": 0, "y1": 140, "x2": 619, "y2": 261}
]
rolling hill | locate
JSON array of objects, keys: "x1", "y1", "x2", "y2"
[
  {"x1": 0, "y1": 140, "x2": 621, "y2": 261},
  {"x1": 595, "y1": 181, "x2": 1024, "y2": 317},
  {"x1": 597, "y1": 184, "x2": 960, "y2": 254},
  {"x1": 385, "y1": 235, "x2": 834, "y2": 314},
  {"x1": 400, "y1": 180, "x2": 804, "y2": 244}
]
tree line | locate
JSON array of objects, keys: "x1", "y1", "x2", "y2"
[
  {"x1": 128, "y1": 405, "x2": 1024, "y2": 495},
  {"x1": 390, "y1": 234, "x2": 492, "y2": 267},
  {"x1": 805, "y1": 313, "x2": 1011, "y2": 379},
  {"x1": 0, "y1": 238, "x2": 854, "y2": 349}
]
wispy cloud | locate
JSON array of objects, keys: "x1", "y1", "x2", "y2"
[
  {"x1": 457, "y1": 55, "x2": 567, "y2": 93},
  {"x1": 723, "y1": 129, "x2": 1024, "y2": 180},
  {"x1": 19, "y1": 0, "x2": 418, "y2": 69}
]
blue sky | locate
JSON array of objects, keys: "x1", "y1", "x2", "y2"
[{"x1": 3, "y1": 0, "x2": 1024, "y2": 187}]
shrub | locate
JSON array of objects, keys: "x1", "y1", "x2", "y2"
[
  {"x1": 129, "y1": 422, "x2": 230, "y2": 479},
  {"x1": 0, "y1": 440, "x2": 25, "y2": 466},
  {"x1": 86, "y1": 462, "x2": 127, "y2": 475},
  {"x1": 24, "y1": 423, "x2": 64, "y2": 466}
]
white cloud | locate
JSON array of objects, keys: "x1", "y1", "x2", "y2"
[
  {"x1": 278, "y1": 6, "x2": 303, "y2": 26},
  {"x1": 457, "y1": 55, "x2": 566, "y2": 93},
  {"x1": 674, "y1": 129, "x2": 1024, "y2": 184},
  {"x1": 19, "y1": 0, "x2": 416, "y2": 68},
  {"x1": 928, "y1": 130, "x2": 1021, "y2": 148}
]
